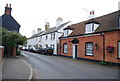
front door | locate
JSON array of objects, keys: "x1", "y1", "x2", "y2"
[{"x1": 73, "y1": 44, "x2": 78, "y2": 59}]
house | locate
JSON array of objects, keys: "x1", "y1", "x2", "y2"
[
  {"x1": 27, "y1": 28, "x2": 44, "y2": 48},
  {"x1": 0, "y1": 4, "x2": 20, "y2": 33},
  {"x1": 59, "y1": 10, "x2": 120, "y2": 63},
  {"x1": 27, "y1": 17, "x2": 71, "y2": 55}
]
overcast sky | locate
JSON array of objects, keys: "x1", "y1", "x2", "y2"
[{"x1": 0, "y1": 0, "x2": 119, "y2": 38}]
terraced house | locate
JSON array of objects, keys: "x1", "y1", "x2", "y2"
[
  {"x1": 59, "y1": 10, "x2": 120, "y2": 63},
  {"x1": 27, "y1": 17, "x2": 71, "y2": 55},
  {"x1": 0, "y1": 4, "x2": 20, "y2": 33}
]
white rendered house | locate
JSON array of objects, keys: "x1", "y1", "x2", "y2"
[
  {"x1": 27, "y1": 17, "x2": 71, "y2": 55},
  {"x1": 39, "y1": 17, "x2": 71, "y2": 55}
]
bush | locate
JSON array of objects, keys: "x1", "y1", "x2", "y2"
[
  {"x1": 100, "y1": 61, "x2": 107, "y2": 65},
  {"x1": 16, "y1": 50, "x2": 21, "y2": 56}
]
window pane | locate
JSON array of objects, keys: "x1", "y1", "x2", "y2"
[
  {"x1": 119, "y1": 18, "x2": 120, "y2": 28},
  {"x1": 119, "y1": 42, "x2": 120, "y2": 58},
  {"x1": 64, "y1": 44, "x2": 68, "y2": 53},
  {"x1": 86, "y1": 43, "x2": 93, "y2": 55}
]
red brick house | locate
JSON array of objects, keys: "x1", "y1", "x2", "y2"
[{"x1": 59, "y1": 10, "x2": 120, "y2": 63}]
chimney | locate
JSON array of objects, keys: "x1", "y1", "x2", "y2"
[
  {"x1": 4, "y1": 4, "x2": 12, "y2": 15},
  {"x1": 37, "y1": 28, "x2": 41, "y2": 33},
  {"x1": 45, "y1": 22, "x2": 49, "y2": 31},
  {"x1": 56, "y1": 17, "x2": 63, "y2": 27},
  {"x1": 87, "y1": 10, "x2": 96, "y2": 20}
]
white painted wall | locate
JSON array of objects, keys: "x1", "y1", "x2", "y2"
[{"x1": 27, "y1": 21, "x2": 72, "y2": 55}]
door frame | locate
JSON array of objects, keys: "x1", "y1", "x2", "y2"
[{"x1": 73, "y1": 44, "x2": 78, "y2": 59}]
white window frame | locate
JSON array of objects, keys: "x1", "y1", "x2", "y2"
[
  {"x1": 63, "y1": 43, "x2": 68, "y2": 53},
  {"x1": 86, "y1": 42, "x2": 94, "y2": 56},
  {"x1": 118, "y1": 42, "x2": 120, "y2": 58},
  {"x1": 119, "y1": 17, "x2": 120, "y2": 29},
  {"x1": 85, "y1": 23, "x2": 99, "y2": 33}
]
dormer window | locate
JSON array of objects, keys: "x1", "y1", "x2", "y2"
[
  {"x1": 118, "y1": 16, "x2": 120, "y2": 29},
  {"x1": 63, "y1": 28, "x2": 73, "y2": 36},
  {"x1": 85, "y1": 23, "x2": 99, "y2": 33}
]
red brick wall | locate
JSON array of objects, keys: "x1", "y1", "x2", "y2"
[
  {"x1": 60, "y1": 34, "x2": 104, "y2": 61},
  {"x1": 104, "y1": 31, "x2": 120, "y2": 63},
  {"x1": 0, "y1": 46, "x2": 4, "y2": 65},
  {"x1": 60, "y1": 31, "x2": 120, "y2": 63}
]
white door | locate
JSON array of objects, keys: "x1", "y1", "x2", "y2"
[{"x1": 73, "y1": 44, "x2": 78, "y2": 59}]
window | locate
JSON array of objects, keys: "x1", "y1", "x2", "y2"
[
  {"x1": 51, "y1": 34, "x2": 52, "y2": 40},
  {"x1": 118, "y1": 42, "x2": 120, "y2": 58},
  {"x1": 85, "y1": 23, "x2": 99, "y2": 33},
  {"x1": 63, "y1": 43, "x2": 68, "y2": 53},
  {"x1": 53, "y1": 44, "x2": 55, "y2": 49},
  {"x1": 64, "y1": 30, "x2": 69, "y2": 36},
  {"x1": 86, "y1": 42, "x2": 94, "y2": 56},
  {"x1": 51, "y1": 44, "x2": 55, "y2": 49},
  {"x1": 118, "y1": 17, "x2": 120, "y2": 29},
  {"x1": 46, "y1": 35, "x2": 48, "y2": 40},
  {"x1": 46, "y1": 44, "x2": 48, "y2": 48},
  {"x1": 53, "y1": 33, "x2": 55, "y2": 39}
]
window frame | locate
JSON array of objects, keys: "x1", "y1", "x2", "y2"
[
  {"x1": 53, "y1": 33, "x2": 55, "y2": 39},
  {"x1": 46, "y1": 35, "x2": 48, "y2": 40},
  {"x1": 118, "y1": 41, "x2": 120, "y2": 58},
  {"x1": 85, "y1": 23, "x2": 99, "y2": 33},
  {"x1": 63, "y1": 43, "x2": 68, "y2": 54},
  {"x1": 85, "y1": 42, "x2": 94, "y2": 56}
]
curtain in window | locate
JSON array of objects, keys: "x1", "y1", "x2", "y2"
[
  {"x1": 86, "y1": 43, "x2": 93, "y2": 55},
  {"x1": 63, "y1": 43, "x2": 68, "y2": 53}
]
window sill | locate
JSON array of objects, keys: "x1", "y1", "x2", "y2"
[
  {"x1": 63, "y1": 52, "x2": 68, "y2": 54},
  {"x1": 85, "y1": 55, "x2": 94, "y2": 57}
]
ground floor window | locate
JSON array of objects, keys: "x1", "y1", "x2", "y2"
[
  {"x1": 118, "y1": 42, "x2": 120, "y2": 58},
  {"x1": 63, "y1": 43, "x2": 68, "y2": 53},
  {"x1": 51, "y1": 44, "x2": 55, "y2": 49},
  {"x1": 85, "y1": 42, "x2": 94, "y2": 56}
]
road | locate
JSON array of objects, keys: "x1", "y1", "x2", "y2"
[{"x1": 21, "y1": 51, "x2": 119, "y2": 79}]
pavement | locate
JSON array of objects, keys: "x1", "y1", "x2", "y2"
[{"x1": 2, "y1": 56, "x2": 33, "y2": 80}]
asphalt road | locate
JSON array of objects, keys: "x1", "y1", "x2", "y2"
[{"x1": 21, "y1": 51, "x2": 119, "y2": 79}]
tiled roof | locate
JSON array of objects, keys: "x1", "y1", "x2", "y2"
[
  {"x1": 41, "y1": 21, "x2": 70, "y2": 35},
  {"x1": 29, "y1": 21, "x2": 70, "y2": 38},
  {"x1": 0, "y1": 14, "x2": 20, "y2": 33},
  {"x1": 29, "y1": 31, "x2": 44, "y2": 39},
  {"x1": 64, "y1": 10, "x2": 120, "y2": 37}
]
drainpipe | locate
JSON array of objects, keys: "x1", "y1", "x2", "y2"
[
  {"x1": 101, "y1": 33, "x2": 105, "y2": 62},
  {"x1": 59, "y1": 38, "x2": 61, "y2": 55}
]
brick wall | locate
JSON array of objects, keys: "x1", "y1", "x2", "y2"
[
  {"x1": 104, "y1": 31, "x2": 120, "y2": 63},
  {"x1": 60, "y1": 31, "x2": 120, "y2": 63},
  {"x1": 0, "y1": 46, "x2": 4, "y2": 65}
]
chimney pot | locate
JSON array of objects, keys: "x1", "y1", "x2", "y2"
[
  {"x1": 90, "y1": 11, "x2": 92, "y2": 15},
  {"x1": 9, "y1": 4, "x2": 11, "y2": 8},
  {"x1": 6, "y1": 4, "x2": 8, "y2": 7},
  {"x1": 92, "y1": 10, "x2": 94, "y2": 15}
]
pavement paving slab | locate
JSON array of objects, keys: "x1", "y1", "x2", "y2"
[{"x1": 2, "y1": 56, "x2": 31, "y2": 79}]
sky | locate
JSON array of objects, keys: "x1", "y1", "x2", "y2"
[{"x1": 0, "y1": 0, "x2": 119, "y2": 38}]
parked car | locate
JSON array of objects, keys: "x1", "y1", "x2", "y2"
[{"x1": 38, "y1": 47, "x2": 53, "y2": 55}]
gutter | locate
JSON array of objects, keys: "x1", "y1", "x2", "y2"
[{"x1": 59, "y1": 29, "x2": 120, "y2": 39}]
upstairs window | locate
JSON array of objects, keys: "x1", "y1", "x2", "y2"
[
  {"x1": 46, "y1": 35, "x2": 48, "y2": 40},
  {"x1": 51, "y1": 34, "x2": 52, "y2": 40},
  {"x1": 53, "y1": 33, "x2": 55, "y2": 39},
  {"x1": 64, "y1": 30, "x2": 69, "y2": 36},
  {"x1": 85, "y1": 23, "x2": 99, "y2": 33},
  {"x1": 118, "y1": 17, "x2": 120, "y2": 29}
]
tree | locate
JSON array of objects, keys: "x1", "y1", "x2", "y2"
[{"x1": 0, "y1": 28, "x2": 27, "y2": 56}]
